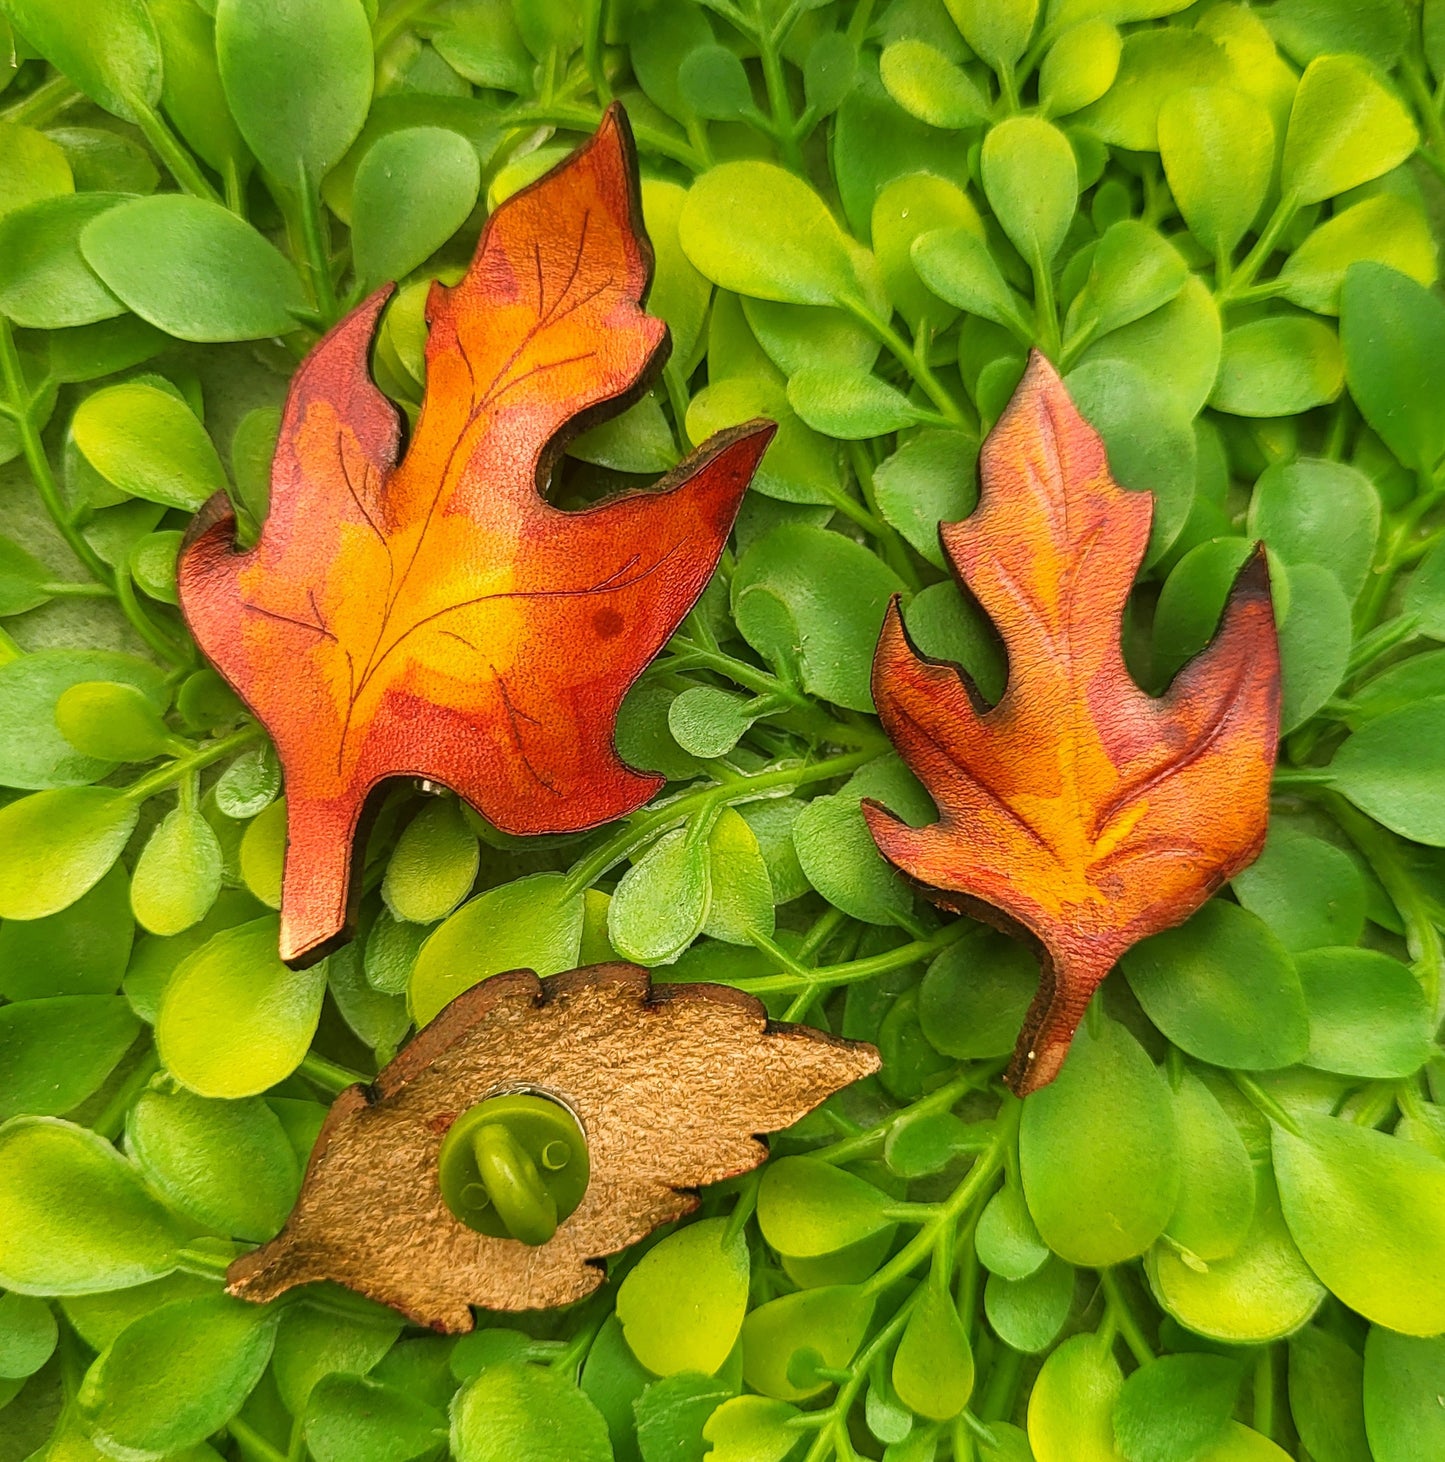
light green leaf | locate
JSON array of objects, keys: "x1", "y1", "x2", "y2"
[
  {"x1": 82, "y1": 195, "x2": 307, "y2": 341},
  {"x1": 410, "y1": 871, "x2": 584, "y2": 1024},
  {"x1": 616, "y1": 1218, "x2": 749, "y2": 1377},
  {"x1": 1282, "y1": 54, "x2": 1418, "y2": 205},
  {"x1": 157, "y1": 916, "x2": 326, "y2": 1097},
  {"x1": 0, "y1": 1117, "x2": 187, "y2": 1294}
]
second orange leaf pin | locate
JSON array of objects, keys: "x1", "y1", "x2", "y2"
[{"x1": 865, "y1": 355, "x2": 1281, "y2": 1094}]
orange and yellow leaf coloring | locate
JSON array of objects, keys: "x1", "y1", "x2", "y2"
[
  {"x1": 865, "y1": 355, "x2": 1280, "y2": 1094},
  {"x1": 179, "y1": 109, "x2": 771, "y2": 965}
]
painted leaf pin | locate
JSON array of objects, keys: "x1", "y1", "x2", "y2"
[
  {"x1": 864, "y1": 354, "x2": 1280, "y2": 1095},
  {"x1": 225, "y1": 963, "x2": 879, "y2": 1329},
  {"x1": 178, "y1": 106, "x2": 773, "y2": 965}
]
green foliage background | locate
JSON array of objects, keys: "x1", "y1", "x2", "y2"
[{"x1": 1, "y1": 0, "x2": 1445, "y2": 1458}]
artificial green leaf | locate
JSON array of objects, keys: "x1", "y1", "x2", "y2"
[
  {"x1": 215, "y1": 0, "x2": 374, "y2": 186},
  {"x1": 1363, "y1": 1328, "x2": 1445, "y2": 1461},
  {"x1": 1113, "y1": 1353, "x2": 1240, "y2": 1462},
  {"x1": 1020, "y1": 1013, "x2": 1180, "y2": 1267},
  {"x1": 616, "y1": 1218, "x2": 749, "y2": 1378},
  {"x1": 1279, "y1": 194, "x2": 1436, "y2": 315},
  {"x1": 0, "y1": 996, "x2": 139, "y2": 1120},
  {"x1": 1287, "y1": 1326, "x2": 1370, "y2": 1462},
  {"x1": 609, "y1": 828, "x2": 711, "y2": 966},
  {"x1": 0, "y1": 861, "x2": 133, "y2": 999},
  {"x1": 984, "y1": 1254, "x2": 1075, "y2": 1354},
  {"x1": 382, "y1": 797, "x2": 480, "y2": 926},
  {"x1": 1273, "y1": 1114, "x2": 1445, "y2": 1334},
  {"x1": 702, "y1": 808, "x2": 774, "y2": 944},
  {"x1": 1296, "y1": 946, "x2": 1432, "y2": 1078},
  {"x1": 156, "y1": 917, "x2": 326, "y2": 1097},
  {"x1": 0, "y1": 787, "x2": 139, "y2": 921},
  {"x1": 0, "y1": 0, "x2": 160, "y2": 122},
  {"x1": 732, "y1": 525, "x2": 904, "y2": 711},
  {"x1": 1040, "y1": 21, "x2": 1122, "y2": 117},
  {"x1": 918, "y1": 933, "x2": 1035, "y2": 1060},
  {"x1": 1158, "y1": 87, "x2": 1273, "y2": 261},
  {"x1": 131, "y1": 806, "x2": 224, "y2": 937},
  {"x1": 1148, "y1": 1165, "x2": 1324, "y2": 1343},
  {"x1": 78, "y1": 1293, "x2": 279, "y2": 1457},
  {"x1": 409, "y1": 872, "x2": 584, "y2": 1024},
  {"x1": 758, "y1": 1157, "x2": 893, "y2": 1258},
  {"x1": 679, "y1": 162, "x2": 860, "y2": 307},
  {"x1": 305, "y1": 1374, "x2": 444, "y2": 1462},
  {"x1": 1027, "y1": 1332, "x2": 1124, "y2": 1462},
  {"x1": 1331, "y1": 699, "x2": 1445, "y2": 844},
  {"x1": 1163, "y1": 1071, "x2": 1256, "y2": 1263},
  {"x1": 82, "y1": 195, "x2": 308, "y2": 342},
  {"x1": 452, "y1": 1360, "x2": 612, "y2": 1462},
  {"x1": 351, "y1": 127, "x2": 481, "y2": 290},
  {"x1": 0, "y1": 193, "x2": 127, "y2": 329},
  {"x1": 0, "y1": 1116, "x2": 187, "y2": 1294},
  {"x1": 126, "y1": 1087, "x2": 300, "y2": 1241},
  {"x1": 981, "y1": 116, "x2": 1077, "y2": 268},
  {"x1": 1211, "y1": 315, "x2": 1344, "y2": 417},
  {"x1": 893, "y1": 1283, "x2": 973, "y2": 1420},
  {"x1": 1281, "y1": 54, "x2": 1418, "y2": 205},
  {"x1": 741, "y1": 1286, "x2": 875, "y2": 1402},
  {"x1": 879, "y1": 40, "x2": 990, "y2": 129},
  {"x1": 1340, "y1": 263, "x2": 1445, "y2": 474},
  {"x1": 1123, "y1": 902, "x2": 1308, "y2": 1070}
]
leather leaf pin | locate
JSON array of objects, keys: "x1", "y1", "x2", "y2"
[
  {"x1": 178, "y1": 106, "x2": 773, "y2": 966},
  {"x1": 865, "y1": 354, "x2": 1281, "y2": 1095},
  {"x1": 226, "y1": 963, "x2": 879, "y2": 1329}
]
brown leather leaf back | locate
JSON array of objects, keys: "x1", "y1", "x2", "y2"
[
  {"x1": 226, "y1": 964, "x2": 878, "y2": 1329},
  {"x1": 865, "y1": 355, "x2": 1280, "y2": 1093}
]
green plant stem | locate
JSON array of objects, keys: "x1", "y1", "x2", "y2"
[
  {"x1": 1404, "y1": 56, "x2": 1445, "y2": 161},
  {"x1": 0, "y1": 625, "x2": 23, "y2": 664},
  {"x1": 1099, "y1": 1268, "x2": 1154, "y2": 1366},
  {"x1": 738, "y1": 917, "x2": 976, "y2": 997},
  {"x1": 562, "y1": 748, "x2": 878, "y2": 895},
  {"x1": 802, "y1": 1292, "x2": 920, "y2": 1462},
  {"x1": 860, "y1": 1105, "x2": 1013, "y2": 1298},
  {"x1": 373, "y1": 0, "x2": 444, "y2": 52},
  {"x1": 0, "y1": 320, "x2": 110, "y2": 588},
  {"x1": 1327, "y1": 793, "x2": 1445, "y2": 1018},
  {"x1": 1253, "y1": 1345, "x2": 1277, "y2": 1440},
  {"x1": 1230, "y1": 1072, "x2": 1303, "y2": 1137},
  {"x1": 756, "y1": 21, "x2": 804, "y2": 171},
  {"x1": 228, "y1": 1417, "x2": 290, "y2": 1462},
  {"x1": 0, "y1": 72, "x2": 80, "y2": 126},
  {"x1": 847, "y1": 441, "x2": 924, "y2": 592},
  {"x1": 1347, "y1": 613, "x2": 1420, "y2": 677},
  {"x1": 0, "y1": 317, "x2": 185, "y2": 663},
  {"x1": 296, "y1": 179, "x2": 340, "y2": 326},
  {"x1": 505, "y1": 103, "x2": 705, "y2": 171},
  {"x1": 663, "y1": 636, "x2": 888, "y2": 750},
  {"x1": 1217, "y1": 193, "x2": 1300, "y2": 303},
  {"x1": 843, "y1": 299, "x2": 979, "y2": 434},
  {"x1": 92, "y1": 1048, "x2": 161, "y2": 1140},
  {"x1": 122, "y1": 724, "x2": 266, "y2": 804},
  {"x1": 299, "y1": 1051, "x2": 368, "y2": 1095},
  {"x1": 133, "y1": 104, "x2": 222, "y2": 203}
]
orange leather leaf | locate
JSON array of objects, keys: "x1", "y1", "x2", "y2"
[
  {"x1": 864, "y1": 354, "x2": 1280, "y2": 1094},
  {"x1": 179, "y1": 108, "x2": 772, "y2": 965}
]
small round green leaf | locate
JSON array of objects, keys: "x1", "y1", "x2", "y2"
[
  {"x1": 157, "y1": 917, "x2": 326, "y2": 1097},
  {"x1": 82, "y1": 195, "x2": 307, "y2": 341},
  {"x1": 616, "y1": 1218, "x2": 749, "y2": 1377}
]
